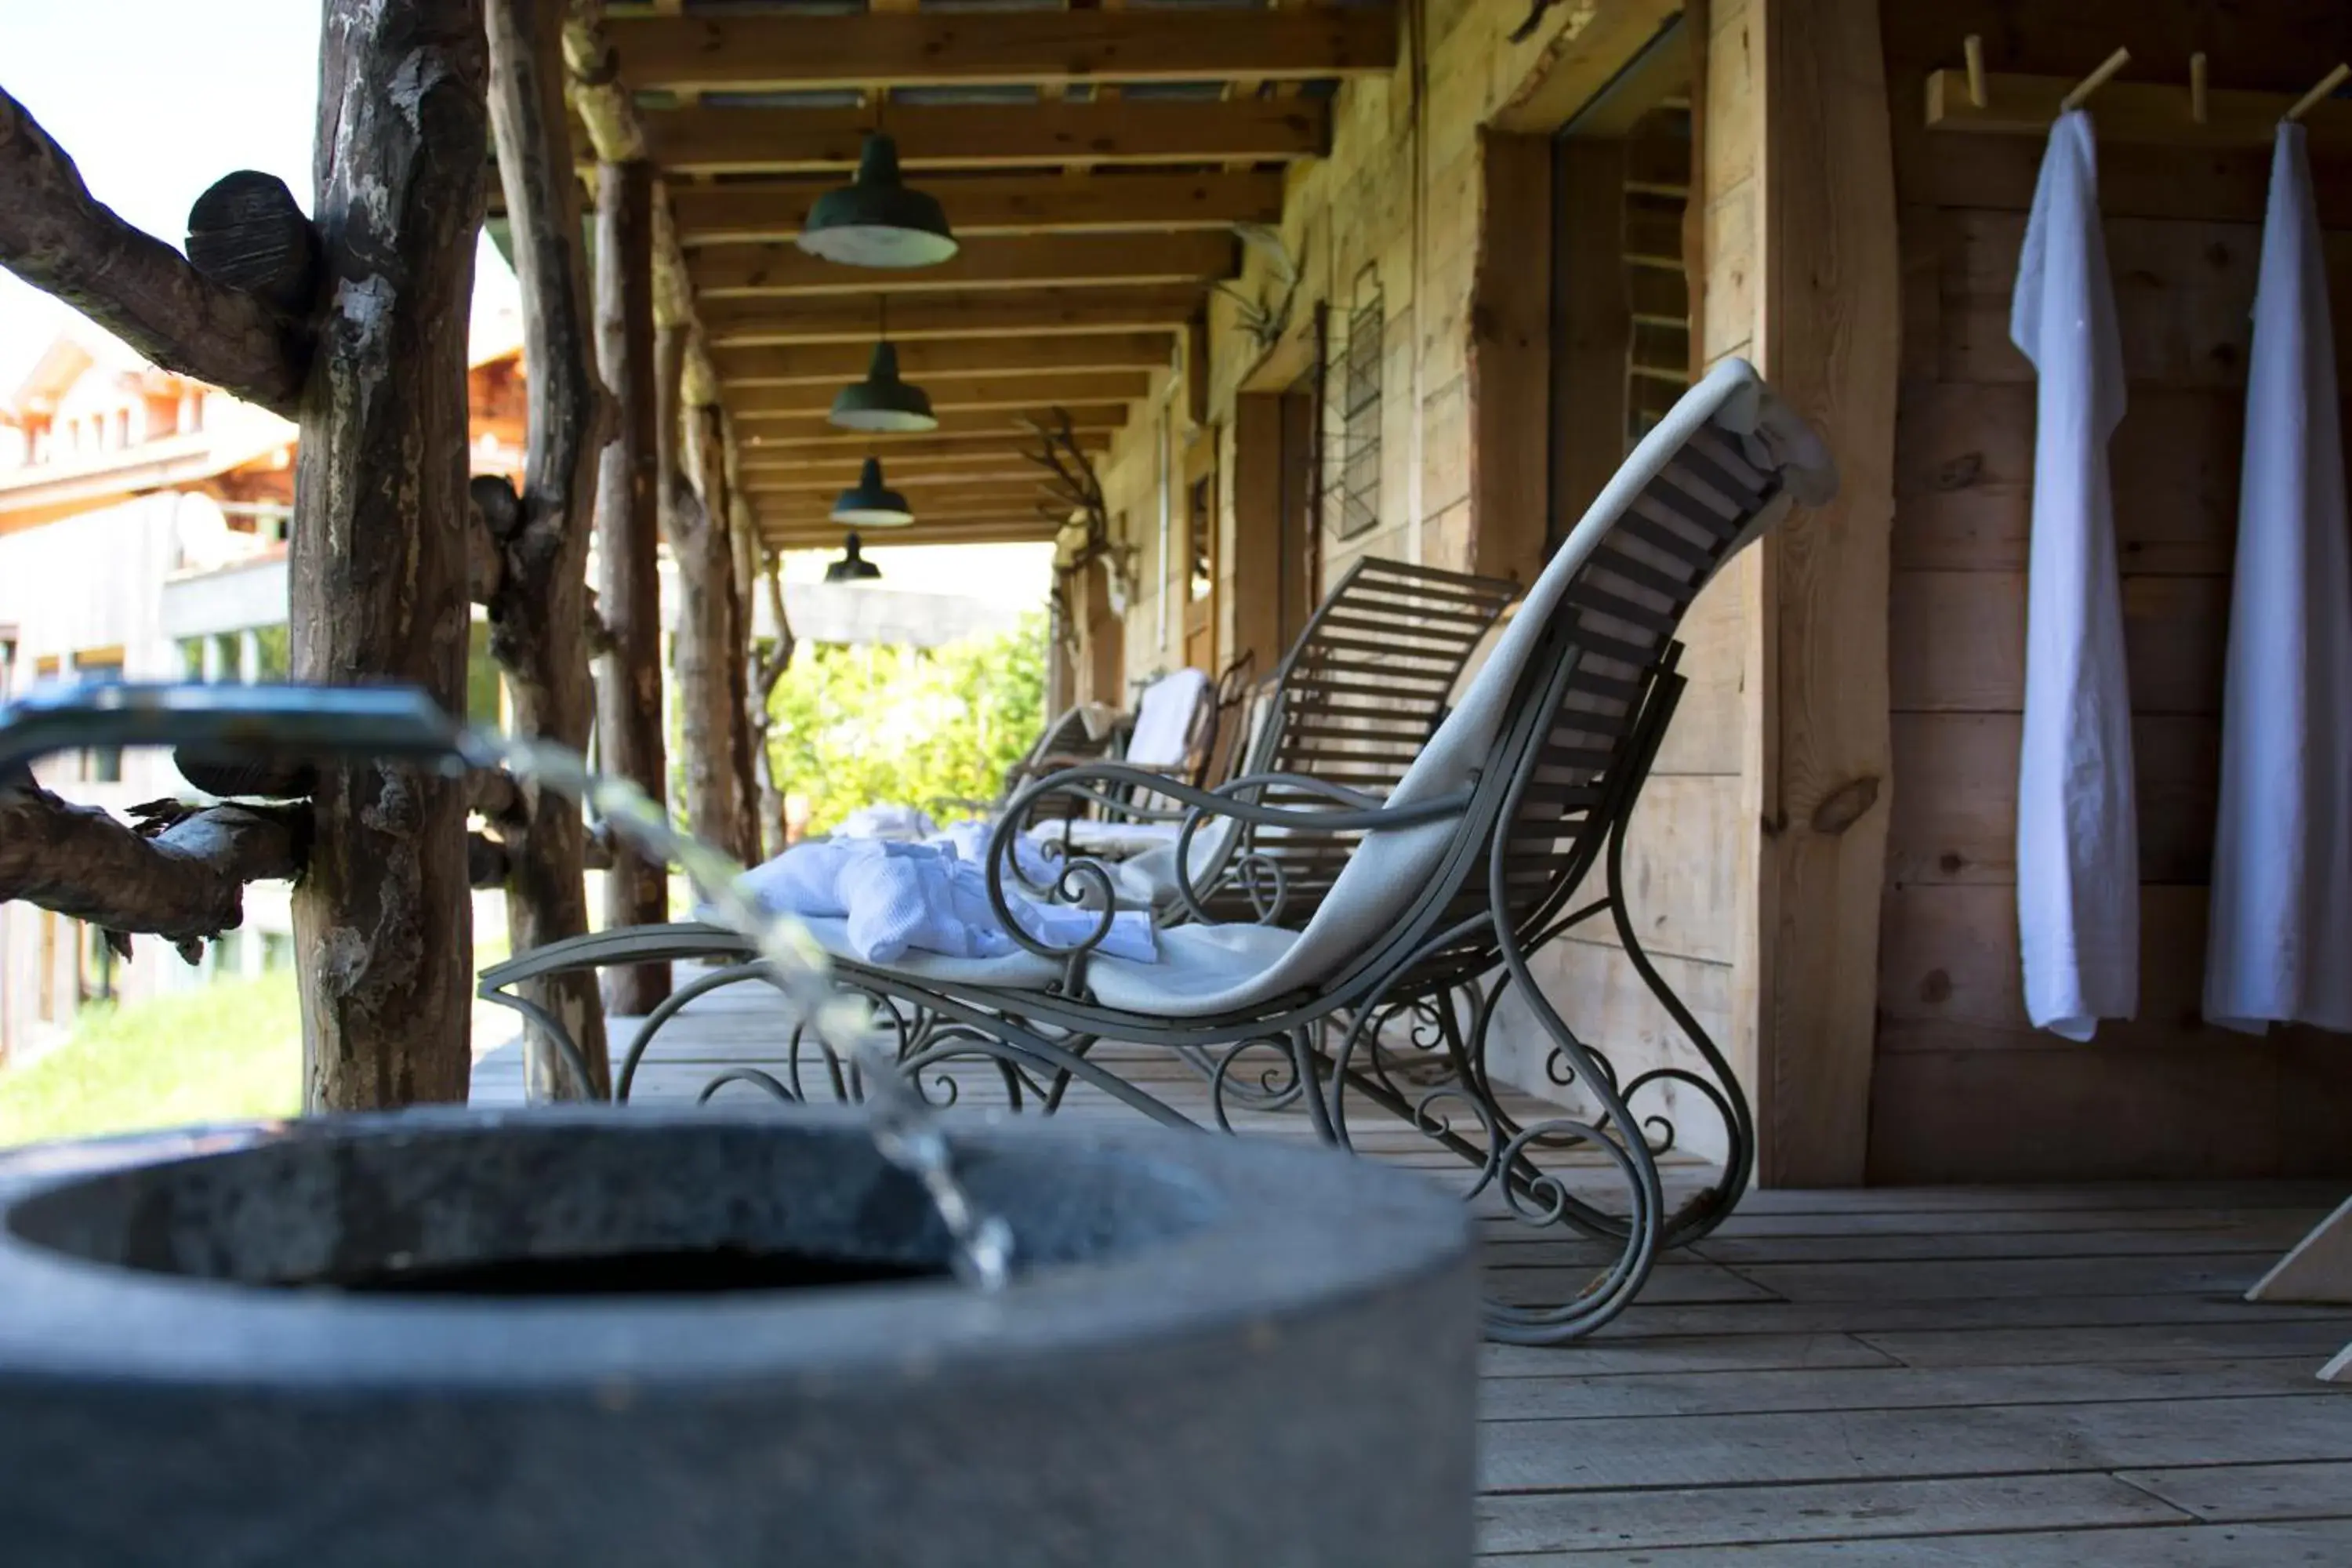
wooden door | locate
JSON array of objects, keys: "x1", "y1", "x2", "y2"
[
  {"x1": 1275, "y1": 379, "x2": 1320, "y2": 650},
  {"x1": 1181, "y1": 432, "x2": 1220, "y2": 670}
]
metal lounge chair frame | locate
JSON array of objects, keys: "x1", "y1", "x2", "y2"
[{"x1": 482, "y1": 361, "x2": 1833, "y2": 1342}]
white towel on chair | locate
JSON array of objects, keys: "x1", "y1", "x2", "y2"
[
  {"x1": 737, "y1": 833, "x2": 1159, "y2": 966},
  {"x1": 2011, "y1": 109, "x2": 2138, "y2": 1040},
  {"x1": 2204, "y1": 123, "x2": 2352, "y2": 1035},
  {"x1": 1126, "y1": 667, "x2": 1210, "y2": 768}
]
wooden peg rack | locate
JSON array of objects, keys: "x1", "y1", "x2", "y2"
[{"x1": 1926, "y1": 70, "x2": 2352, "y2": 154}]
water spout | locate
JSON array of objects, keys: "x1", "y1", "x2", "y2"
[{"x1": 0, "y1": 679, "x2": 1013, "y2": 1290}]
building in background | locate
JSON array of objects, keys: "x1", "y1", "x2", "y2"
[{"x1": 0, "y1": 325, "x2": 527, "y2": 1065}]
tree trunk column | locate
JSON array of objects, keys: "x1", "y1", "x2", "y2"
[
  {"x1": 291, "y1": 0, "x2": 486, "y2": 1112},
  {"x1": 483, "y1": 0, "x2": 612, "y2": 1098},
  {"x1": 592, "y1": 158, "x2": 670, "y2": 1015},
  {"x1": 664, "y1": 340, "x2": 757, "y2": 866}
]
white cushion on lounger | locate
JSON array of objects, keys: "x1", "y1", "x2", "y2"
[{"x1": 806, "y1": 913, "x2": 1300, "y2": 1003}]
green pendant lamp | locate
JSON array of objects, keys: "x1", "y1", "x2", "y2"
[
  {"x1": 798, "y1": 132, "x2": 959, "y2": 269},
  {"x1": 825, "y1": 532, "x2": 883, "y2": 584},
  {"x1": 830, "y1": 456, "x2": 915, "y2": 528},
  {"x1": 829, "y1": 338, "x2": 936, "y2": 433}
]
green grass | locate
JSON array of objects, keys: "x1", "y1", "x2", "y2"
[{"x1": 0, "y1": 973, "x2": 303, "y2": 1149}]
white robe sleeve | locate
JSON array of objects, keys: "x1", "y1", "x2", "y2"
[
  {"x1": 2009, "y1": 110, "x2": 2138, "y2": 1041},
  {"x1": 2204, "y1": 122, "x2": 2352, "y2": 1036}
]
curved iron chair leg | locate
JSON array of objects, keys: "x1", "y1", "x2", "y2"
[
  {"x1": 477, "y1": 989, "x2": 603, "y2": 1104},
  {"x1": 615, "y1": 961, "x2": 776, "y2": 1103}
]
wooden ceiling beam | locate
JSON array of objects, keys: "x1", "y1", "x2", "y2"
[
  {"x1": 746, "y1": 466, "x2": 1051, "y2": 495},
  {"x1": 712, "y1": 332, "x2": 1172, "y2": 386},
  {"x1": 731, "y1": 370, "x2": 1152, "y2": 418},
  {"x1": 670, "y1": 169, "x2": 1283, "y2": 244},
  {"x1": 608, "y1": 10, "x2": 1398, "y2": 92},
  {"x1": 701, "y1": 286, "x2": 1200, "y2": 344},
  {"x1": 738, "y1": 432, "x2": 1105, "y2": 469},
  {"x1": 739, "y1": 402, "x2": 1127, "y2": 445},
  {"x1": 637, "y1": 100, "x2": 1323, "y2": 175},
  {"x1": 690, "y1": 231, "x2": 1234, "y2": 296},
  {"x1": 760, "y1": 518, "x2": 1064, "y2": 550}
]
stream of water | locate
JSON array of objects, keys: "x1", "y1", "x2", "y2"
[{"x1": 464, "y1": 730, "x2": 1014, "y2": 1292}]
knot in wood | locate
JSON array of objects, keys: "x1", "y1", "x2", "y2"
[{"x1": 1809, "y1": 775, "x2": 1882, "y2": 836}]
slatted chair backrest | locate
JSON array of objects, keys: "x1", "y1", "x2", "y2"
[
  {"x1": 1410, "y1": 416, "x2": 1805, "y2": 985},
  {"x1": 1241, "y1": 359, "x2": 1834, "y2": 1017},
  {"x1": 1197, "y1": 557, "x2": 1519, "y2": 924}
]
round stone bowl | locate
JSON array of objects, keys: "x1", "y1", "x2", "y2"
[{"x1": 0, "y1": 1107, "x2": 1476, "y2": 1567}]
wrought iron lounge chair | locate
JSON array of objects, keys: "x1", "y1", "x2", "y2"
[{"x1": 483, "y1": 360, "x2": 1835, "y2": 1341}]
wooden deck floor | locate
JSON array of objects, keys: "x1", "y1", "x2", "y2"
[{"x1": 473, "y1": 982, "x2": 2352, "y2": 1563}]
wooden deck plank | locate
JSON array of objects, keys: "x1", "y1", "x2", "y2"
[
  {"x1": 1482, "y1": 1519, "x2": 2352, "y2": 1565},
  {"x1": 1730, "y1": 1254, "x2": 2276, "y2": 1302},
  {"x1": 2114, "y1": 1461, "x2": 2352, "y2": 1523},
  {"x1": 1855, "y1": 1319, "x2": 2352, "y2": 1369},
  {"x1": 1690, "y1": 1218, "x2": 2320, "y2": 1263},
  {"x1": 1479, "y1": 1333, "x2": 1896, "y2": 1380},
  {"x1": 1478, "y1": 1394, "x2": 2352, "y2": 1494},
  {"x1": 1594, "y1": 1294, "x2": 2350, "y2": 1340},
  {"x1": 1475, "y1": 1472, "x2": 2189, "y2": 1556},
  {"x1": 1475, "y1": 1357, "x2": 2331, "y2": 1422}
]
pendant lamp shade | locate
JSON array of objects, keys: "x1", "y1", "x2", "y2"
[
  {"x1": 831, "y1": 456, "x2": 915, "y2": 527},
  {"x1": 797, "y1": 134, "x2": 959, "y2": 269},
  {"x1": 825, "y1": 532, "x2": 884, "y2": 584},
  {"x1": 829, "y1": 340, "x2": 937, "y2": 433}
]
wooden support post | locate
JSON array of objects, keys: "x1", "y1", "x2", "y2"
[
  {"x1": 1470, "y1": 130, "x2": 1559, "y2": 586},
  {"x1": 593, "y1": 158, "x2": 672, "y2": 1015},
  {"x1": 1742, "y1": 0, "x2": 1901, "y2": 1185},
  {"x1": 746, "y1": 546, "x2": 795, "y2": 861},
  {"x1": 483, "y1": 0, "x2": 612, "y2": 1099},
  {"x1": 668, "y1": 379, "x2": 757, "y2": 867},
  {"x1": 1548, "y1": 138, "x2": 1630, "y2": 550},
  {"x1": 292, "y1": 0, "x2": 488, "y2": 1110}
]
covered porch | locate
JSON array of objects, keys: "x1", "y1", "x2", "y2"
[{"x1": 475, "y1": 982, "x2": 2352, "y2": 1562}]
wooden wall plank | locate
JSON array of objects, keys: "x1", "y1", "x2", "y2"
[{"x1": 1869, "y1": 0, "x2": 2352, "y2": 1185}]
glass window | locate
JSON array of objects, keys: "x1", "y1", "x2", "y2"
[{"x1": 74, "y1": 659, "x2": 125, "y2": 782}]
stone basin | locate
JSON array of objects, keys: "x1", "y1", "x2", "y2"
[{"x1": 0, "y1": 1107, "x2": 1476, "y2": 1566}]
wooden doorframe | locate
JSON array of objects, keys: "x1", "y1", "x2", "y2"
[
  {"x1": 1181, "y1": 428, "x2": 1221, "y2": 670},
  {"x1": 1231, "y1": 372, "x2": 1323, "y2": 680}
]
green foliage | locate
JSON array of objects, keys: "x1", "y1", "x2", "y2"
[
  {"x1": 0, "y1": 974, "x2": 301, "y2": 1148},
  {"x1": 766, "y1": 612, "x2": 1047, "y2": 837}
]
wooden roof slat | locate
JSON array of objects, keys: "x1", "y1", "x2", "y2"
[
  {"x1": 744, "y1": 463, "x2": 1059, "y2": 494},
  {"x1": 669, "y1": 169, "x2": 1284, "y2": 243},
  {"x1": 689, "y1": 232, "x2": 1233, "y2": 296},
  {"x1": 638, "y1": 99, "x2": 1324, "y2": 174},
  {"x1": 699, "y1": 286, "x2": 1200, "y2": 344},
  {"x1": 739, "y1": 402, "x2": 1129, "y2": 445},
  {"x1": 607, "y1": 10, "x2": 1399, "y2": 93},
  {"x1": 729, "y1": 370, "x2": 1152, "y2": 417},
  {"x1": 738, "y1": 432, "x2": 1106, "y2": 469},
  {"x1": 712, "y1": 332, "x2": 1172, "y2": 386},
  {"x1": 759, "y1": 518, "x2": 1065, "y2": 550}
]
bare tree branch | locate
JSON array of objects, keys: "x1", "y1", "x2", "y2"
[
  {"x1": 0, "y1": 777, "x2": 303, "y2": 954},
  {"x1": 0, "y1": 87, "x2": 308, "y2": 415}
]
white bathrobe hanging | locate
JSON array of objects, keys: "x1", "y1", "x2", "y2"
[
  {"x1": 2204, "y1": 122, "x2": 2352, "y2": 1035},
  {"x1": 2010, "y1": 109, "x2": 2138, "y2": 1040}
]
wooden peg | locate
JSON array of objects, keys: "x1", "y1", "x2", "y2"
[
  {"x1": 2285, "y1": 62, "x2": 2350, "y2": 124},
  {"x1": 2060, "y1": 47, "x2": 2132, "y2": 111},
  {"x1": 1963, "y1": 35, "x2": 1987, "y2": 110},
  {"x1": 2190, "y1": 53, "x2": 2208, "y2": 124}
]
